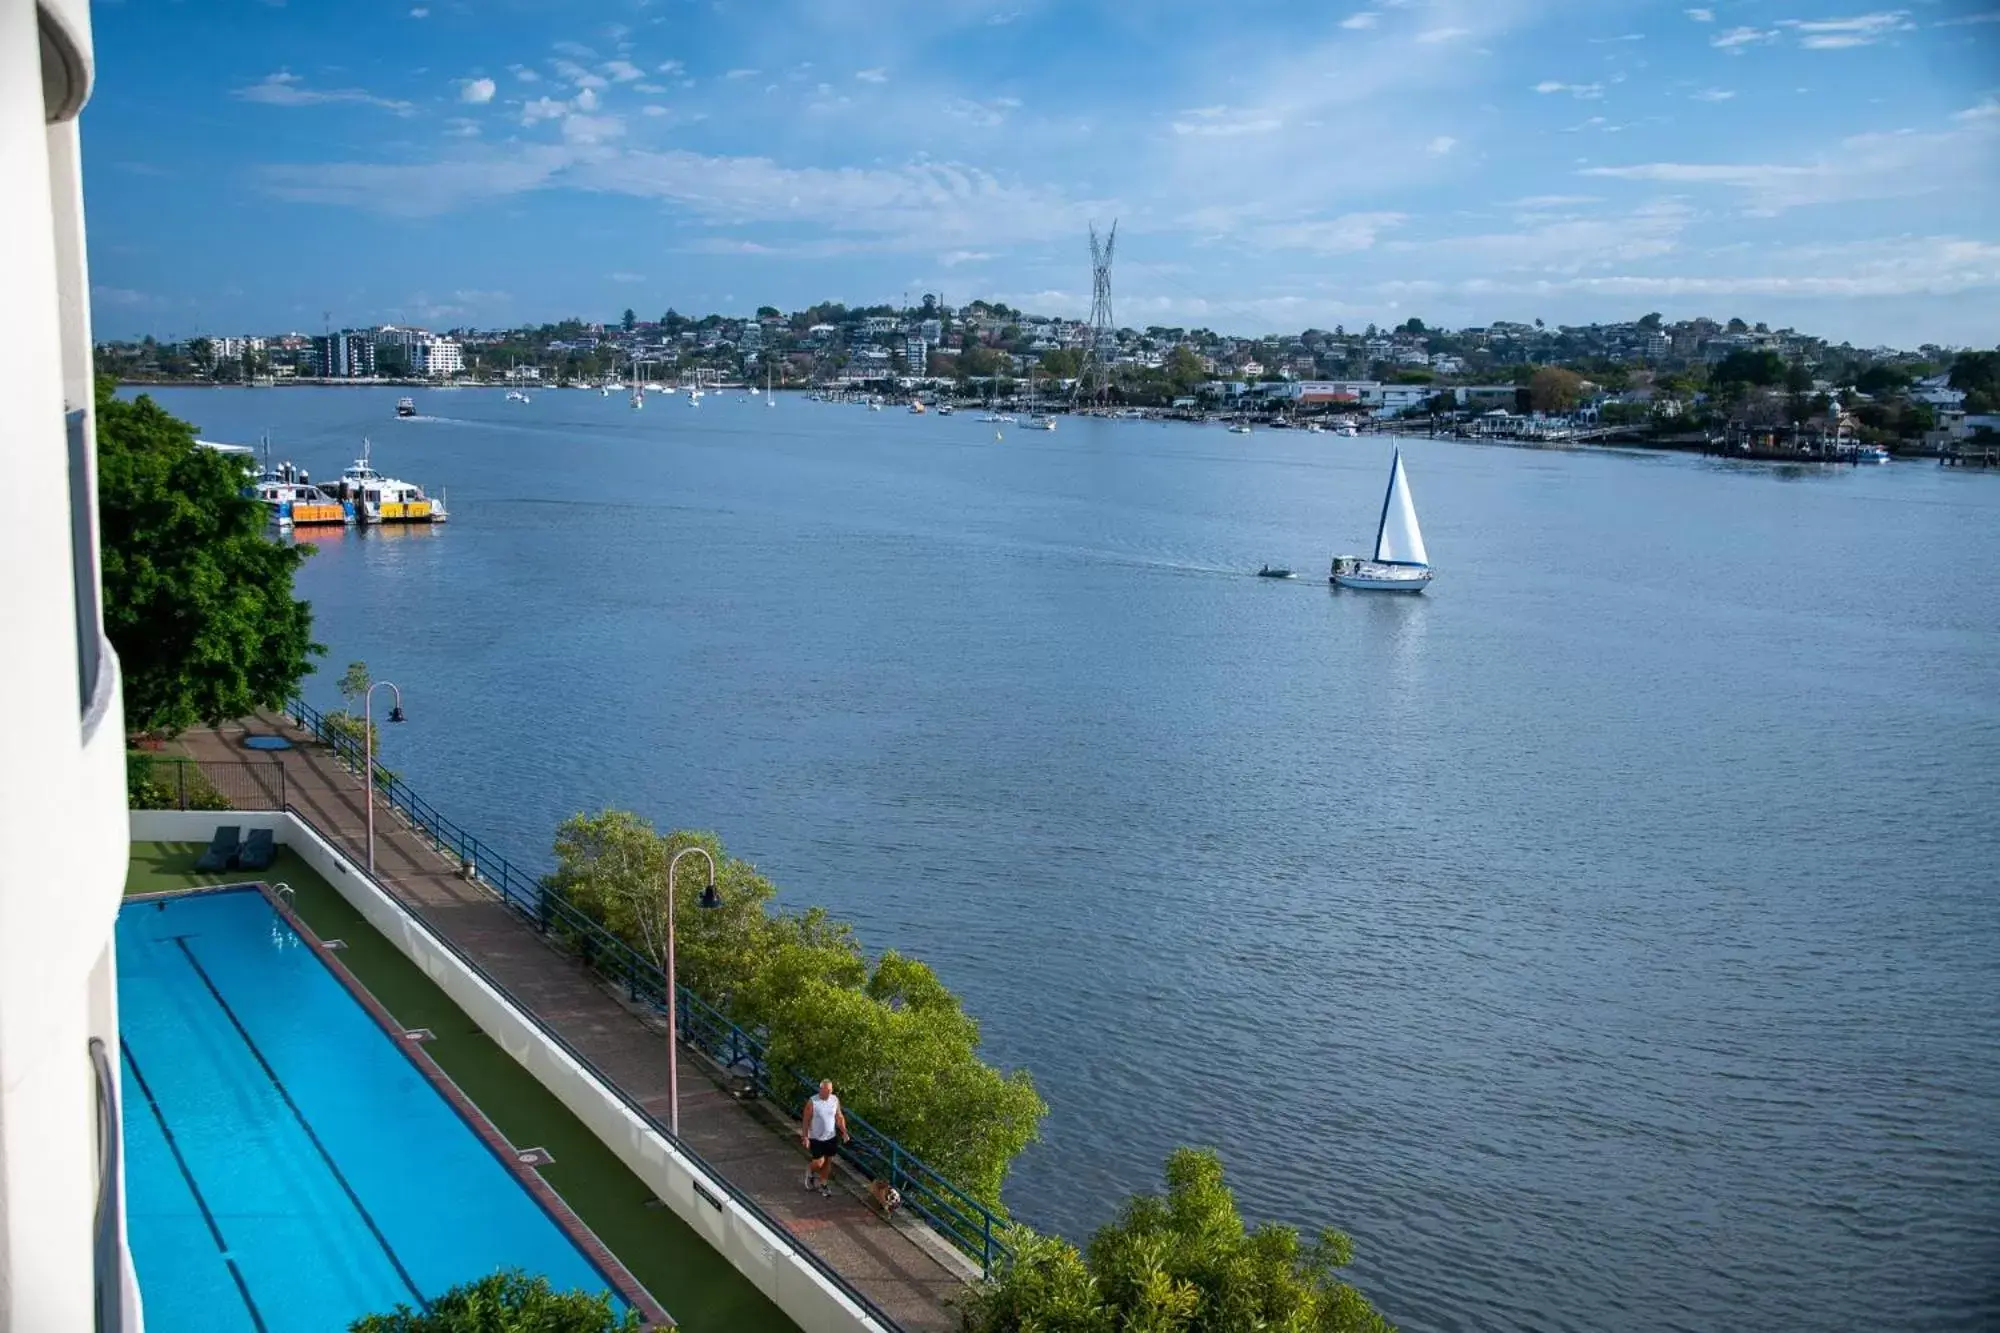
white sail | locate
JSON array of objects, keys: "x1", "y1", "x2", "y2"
[{"x1": 1373, "y1": 451, "x2": 1429, "y2": 567}]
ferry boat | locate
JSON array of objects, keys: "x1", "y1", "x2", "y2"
[
  {"x1": 247, "y1": 454, "x2": 353, "y2": 528},
  {"x1": 1031, "y1": 415, "x2": 1057, "y2": 431},
  {"x1": 910, "y1": 399, "x2": 927, "y2": 414},
  {"x1": 329, "y1": 438, "x2": 448, "y2": 525},
  {"x1": 395, "y1": 397, "x2": 417, "y2": 418}
]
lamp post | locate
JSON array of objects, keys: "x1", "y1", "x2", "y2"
[
  {"x1": 663, "y1": 844, "x2": 724, "y2": 1138},
  {"x1": 362, "y1": 681, "x2": 404, "y2": 877}
]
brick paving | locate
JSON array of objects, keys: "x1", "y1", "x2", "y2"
[{"x1": 180, "y1": 714, "x2": 970, "y2": 1333}]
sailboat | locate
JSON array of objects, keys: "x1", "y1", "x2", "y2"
[
  {"x1": 1330, "y1": 450, "x2": 1433, "y2": 592},
  {"x1": 766, "y1": 364, "x2": 776, "y2": 407}
]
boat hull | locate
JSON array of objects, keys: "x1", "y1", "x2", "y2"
[{"x1": 1331, "y1": 560, "x2": 1432, "y2": 592}]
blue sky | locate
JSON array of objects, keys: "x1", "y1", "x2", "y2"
[{"x1": 84, "y1": 0, "x2": 2000, "y2": 347}]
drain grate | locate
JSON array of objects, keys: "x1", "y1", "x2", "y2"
[
  {"x1": 402, "y1": 1028, "x2": 435, "y2": 1043},
  {"x1": 322, "y1": 939, "x2": 348, "y2": 951},
  {"x1": 515, "y1": 1147, "x2": 555, "y2": 1167}
]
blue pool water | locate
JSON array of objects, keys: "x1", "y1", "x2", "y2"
[{"x1": 118, "y1": 889, "x2": 628, "y2": 1332}]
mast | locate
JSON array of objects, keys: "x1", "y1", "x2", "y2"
[{"x1": 1372, "y1": 450, "x2": 1400, "y2": 563}]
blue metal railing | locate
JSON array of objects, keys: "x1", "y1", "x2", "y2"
[{"x1": 286, "y1": 697, "x2": 1010, "y2": 1275}]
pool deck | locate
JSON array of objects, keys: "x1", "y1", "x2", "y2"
[{"x1": 173, "y1": 713, "x2": 969, "y2": 1333}]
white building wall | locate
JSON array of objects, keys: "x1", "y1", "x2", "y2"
[{"x1": 0, "y1": 2, "x2": 140, "y2": 1329}]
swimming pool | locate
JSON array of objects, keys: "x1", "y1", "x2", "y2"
[{"x1": 118, "y1": 888, "x2": 637, "y2": 1332}]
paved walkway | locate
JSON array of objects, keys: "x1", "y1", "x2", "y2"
[{"x1": 180, "y1": 714, "x2": 968, "y2": 1333}]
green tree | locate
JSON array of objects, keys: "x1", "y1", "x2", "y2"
[
  {"x1": 546, "y1": 812, "x2": 1045, "y2": 1206},
  {"x1": 621, "y1": 308, "x2": 636, "y2": 332},
  {"x1": 1163, "y1": 346, "x2": 1205, "y2": 395},
  {"x1": 961, "y1": 1149, "x2": 1393, "y2": 1333},
  {"x1": 1039, "y1": 348, "x2": 1084, "y2": 380},
  {"x1": 1528, "y1": 366, "x2": 1584, "y2": 413},
  {"x1": 1637, "y1": 311, "x2": 1663, "y2": 330},
  {"x1": 756, "y1": 305, "x2": 781, "y2": 319},
  {"x1": 95, "y1": 379, "x2": 321, "y2": 736},
  {"x1": 1712, "y1": 349, "x2": 1787, "y2": 390},
  {"x1": 351, "y1": 1270, "x2": 639, "y2": 1332},
  {"x1": 1399, "y1": 317, "x2": 1425, "y2": 334}
]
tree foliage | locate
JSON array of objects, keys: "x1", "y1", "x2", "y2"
[
  {"x1": 959, "y1": 1149, "x2": 1394, "y2": 1333},
  {"x1": 548, "y1": 811, "x2": 1046, "y2": 1206},
  {"x1": 1711, "y1": 349, "x2": 1787, "y2": 390},
  {"x1": 1527, "y1": 366, "x2": 1584, "y2": 414},
  {"x1": 350, "y1": 1270, "x2": 639, "y2": 1332},
  {"x1": 95, "y1": 378, "x2": 321, "y2": 736},
  {"x1": 1949, "y1": 349, "x2": 2000, "y2": 413}
]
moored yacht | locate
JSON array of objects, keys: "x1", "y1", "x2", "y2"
[
  {"x1": 1331, "y1": 449, "x2": 1431, "y2": 591},
  {"x1": 330, "y1": 438, "x2": 449, "y2": 524}
]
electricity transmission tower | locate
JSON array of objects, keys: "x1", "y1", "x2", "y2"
[{"x1": 1079, "y1": 220, "x2": 1117, "y2": 409}]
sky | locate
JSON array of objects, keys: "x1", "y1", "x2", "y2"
[{"x1": 82, "y1": 0, "x2": 2000, "y2": 348}]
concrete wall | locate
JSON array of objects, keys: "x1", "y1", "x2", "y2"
[{"x1": 132, "y1": 810, "x2": 889, "y2": 1333}]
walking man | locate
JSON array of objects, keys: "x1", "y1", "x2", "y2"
[{"x1": 801, "y1": 1079, "x2": 849, "y2": 1197}]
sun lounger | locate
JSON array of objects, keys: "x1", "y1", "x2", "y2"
[
  {"x1": 237, "y1": 827, "x2": 275, "y2": 872},
  {"x1": 194, "y1": 825, "x2": 241, "y2": 872}
]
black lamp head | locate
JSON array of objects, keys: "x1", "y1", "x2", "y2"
[
  {"x1": 388, "y1": 704, "x2": 406, "y2": 724},
  {"x1": 698, "y1": 881, "x2": 722, "y2": 911}
]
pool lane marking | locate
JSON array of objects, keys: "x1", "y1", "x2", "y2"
[
  {"x1": 172, "y1": 936, "x2": 431, "y2": 1312},
  {"x1": 120, "y1": 1038, "x2": 269, "y2": 1333}
]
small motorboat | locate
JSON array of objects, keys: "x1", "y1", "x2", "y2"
[
  {"x1": 1229, "y1": 423, "x2": 1252, "y2": 435},
  {"x1": 1257, "y1": 565, "x2": 1296, "y2": 579},
  {"x1": 395, "y1": 397, "x2": 416, "y2": 418}
]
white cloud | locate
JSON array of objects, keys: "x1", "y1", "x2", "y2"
[
  {"x1": 554, "y1": 60, "x2": 609, "y2": 89},
  {"x1": 1778, "y1": 11, "x2": 1914, "y2": 48},
  {"x1": 1685, "y1": 6, "x2": 1713, "y2": 19},
  {"x1": 1251, "y1": 211, "x2": 1407, "y2": 254},
  {"x1": 409, "y1": 6, "x2": 429, "y2": 16},
  {"x1": 1426, "y1": 135, "x2": 1457, "y2": 155},
  {"x1": 1534, "y1": 81, "x2": 1605, "y2": 99},
  {"x1": 446, "y1": 117, "x2": 480, "y2": 138},
  {"x1": 1341, "y1": 11, "x2": 1380, "y2": 29},
  {"x1": 1712, "y1": 25, "x2": 1779, "y2": 49},
  {"x1": 642, "y1": 105, "x2": 670, "y2": 117},
  {"x1": 1172, "y1": 105, "x2": 1283, "y2": 136},
  {"x1": 93, "y1": 285, "x2": 158, "y2": 307},
  {"x1": 1934, "y1": 8, "x2": 2000, "y2": 24},
  {"x1": 235, "y1": 70, "x2": 413, "y2": 115},
  {"x1": 1431, "y1": 236, "x2": 2000, "y2": 299},
  {"x1": 561, "y1": 113, "x2": 624, "y2": 144},
  {"x1": 1416, "y1": 26, "x2": 1471, "y2": 42},
  {"x1": 521, "y1": 96, "x2": 568, "y2": 126},
  {"x1": 658, "y1": 60, "x2": 685, "y2": 74},
  {"x1": 633, "y1": 82, "x2": 666, "y2": 94},
  {"x1": 513, "y1": 66, "x2": 539, "y2": 83},
  {"x1": 943, "y1": 96, "x2": 1022, "y2": 127},
  {"x1": 608, "y1": 271, "x2": 646, "y2": 283},
  {"x1": 1581, "y1": 102, "x2": 1998, "y2": 211},
  {"x1": 939, "y1": 250, "x2": 995, "y2": 266},
  {"x1": 725, "y1": 68, "x2": 761, "y2": 79},
  {"x1": 573, "y1": 86, "x2": 600, "y2": 112},
  {"x1": 604, "y1": 59, "x2": 645, "y2": 82},
  {"x1": 1692, "y1": 87, "x2": 1736, "y2": 101},
  {"x1": 855, "y1": 67, "x2": 889, "y2": 83},
  {"x1": 460, "y1": 77, "x2": 496, "y2": 104},
  {"x1": 1385, "y1": 200, "x2": 1693, "y2": 272}
]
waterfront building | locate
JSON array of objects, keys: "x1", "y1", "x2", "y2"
[
  {"x1": 2, "y1": 2, "x2": 144, "y2": 1326},
  {"x1": 905, "y1": 336, "x2": 928, "y2": 371},
  {"x1": 416, "y1": 336, "x2": 464, "y2": 378},
  {"x1": 310, "y1": 329, "x2": 377, "y2": 378}
]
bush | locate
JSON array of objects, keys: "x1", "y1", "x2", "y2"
[
  {"x1": 350, "y1": 1270, "x2": 639, "y2": 1332},
  {"x1": 958, "y1": 1149, "x2": 1395, "y2": 1333},
  {"x1": 126, "y1": 754, "x2": 230, "y2": 811},
  {"x1": 548, "y1": 811, "x2": 1046, "y2": 1208}
]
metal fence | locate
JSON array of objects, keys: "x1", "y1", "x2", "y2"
[
  {"x1": 129, "y1": 754, "x2": 287, "y2": 811},
  {"x1": 286, "y1": 697, "x2": 1012, "y2": 1276}
]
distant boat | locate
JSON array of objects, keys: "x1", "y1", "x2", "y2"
[
  {"x1": 1256, "y1": 565, "x2": 1295, "y2": 579},
  {"x1": 1229, "y1": 423, "x2": 1252, "y2": 435},
  {"x1": 1031, "y1": 415, "x2": 1057, "y2": 431},
  {"x1": 937, "y1": 403, "x2": 953, "y2": 416},
  {"x1": 910, "y1": 399, "x2": 927, "y2": 414},
  {"x1": 1331, "y1": 450, "x2": 1431, "y2": 592},
  {"x1": 395, "y1": 397, "x2": 416, "y2": 418}
]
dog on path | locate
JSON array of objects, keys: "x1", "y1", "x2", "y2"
[{"x1": 868, "y1": 1178, "x2": 902, "y2": 1219}]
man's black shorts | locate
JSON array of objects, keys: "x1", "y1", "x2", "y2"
[{"x1": 809, "y1": 1136, "x2": 839, "y2": 1162}]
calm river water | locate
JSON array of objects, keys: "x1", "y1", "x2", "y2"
[{"x1": 139, "y1": 386, "x2": 2000, "y2": 1332}]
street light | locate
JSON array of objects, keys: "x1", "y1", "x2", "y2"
[
  {"x1": 362, "y1": 681, "x2": 404, "y2": 877},
  {"x1": 663, "y1": 844, "x2": 723, "y2": 1138}
]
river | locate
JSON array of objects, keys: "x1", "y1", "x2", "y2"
[{"x1": 135, "y1": 385, "x2": 2000, "y2": 1332}]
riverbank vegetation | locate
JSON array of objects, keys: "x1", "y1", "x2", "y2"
[
  {"x1": 546, "y1": 810, "x2": 1045, "y2": 1208},
  {"x1": 959, "y1": 1148, "x2": 1393, "y2": 1333},
  {"x1": 95, "y1": 377, "x2": 320, "y2": 736}
]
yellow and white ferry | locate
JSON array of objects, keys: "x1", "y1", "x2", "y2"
[{"x1": 330, "y1": 438, "x2": 449, "y2": 524}]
